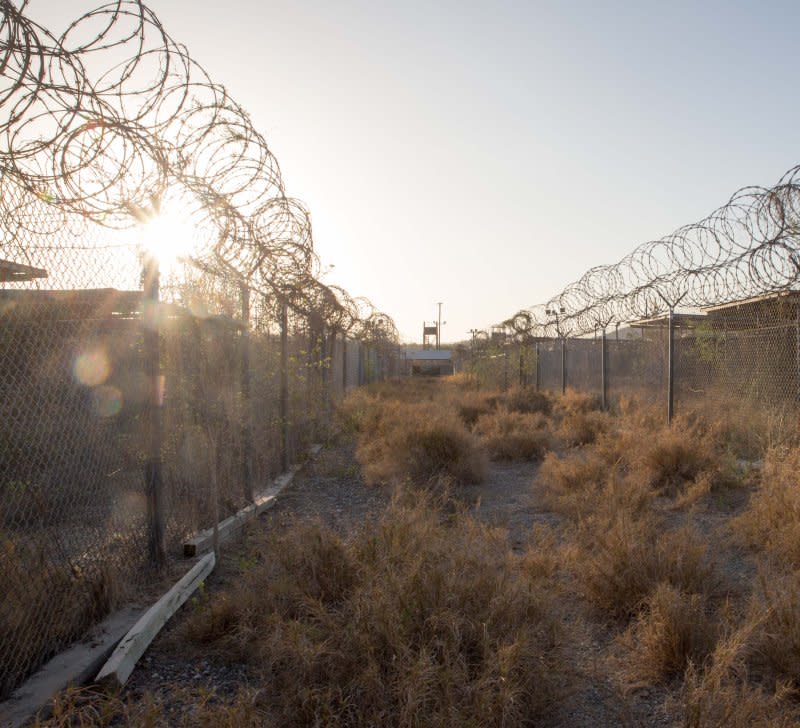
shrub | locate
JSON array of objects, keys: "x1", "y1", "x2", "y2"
[
  {"x1": 356, "y1": 402, "x2": 487, "y2": 485},
  {"x1": 618, "y1": 582, "x2": 716, "y2": 684},
  {"x1": 572, "y1": 513, "x2": 717, "y2": 620},
  {"x1": 554, "y1": 409, "x2": 609, "y2": 448},
  {"x1": 473, "y1": 408, "x2": 550, "y2": 461},
  {"x1": 451, "y1": 389, "x2": 500, "y2": 427},
  {"x1": 681, "y1": 621, "x2": 800, "y2": 728},
  {"x1": 733, "y1": 446, "x2": 800, "y2": 568},
  {"x1": 502, "y1": 387, "x2": 553, "y2": 416}
]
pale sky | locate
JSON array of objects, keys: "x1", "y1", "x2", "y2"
[{"x1": 30, "y1": 1, "x2": 800, "y2": 342}]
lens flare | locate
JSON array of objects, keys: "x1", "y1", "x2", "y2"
[{"x1": 74, "y1": 347, "x2": 110, "y2": 386}]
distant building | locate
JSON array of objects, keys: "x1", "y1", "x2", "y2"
[{"x1": 404, "y1": 349, "x2": 453, "y2": 376}]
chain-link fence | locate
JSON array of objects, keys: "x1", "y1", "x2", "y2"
[
  {"x1": 0, "y1": 0, "x2": 401, "y2": 700},
  {"x1": 464, "y1": 295, "x2": 800, "y2": 424}
]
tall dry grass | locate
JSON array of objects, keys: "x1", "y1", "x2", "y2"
[
  {"x1": 179, "y1": 495, "x2": 562, "y2": 728},
  {"x1": 732, "y1": 446, "x2": 800, "y2": 568},
  {"x1": 473, "y1": 409, "x2": 551, "y2": 461},
  {"x1": 355, "y1": 400, "x2": 487, "y2": 485}
]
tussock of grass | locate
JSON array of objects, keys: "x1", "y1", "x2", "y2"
[
  {"x1": 618, "y1": 583, "x2": 716, "y2": 685},
  {"x1": 537, "y1": 449, "x2": 618, "y2": 519},
  {"x1": 473, "y1": 408, "x2": 550, "y2": 461},
  {"x1": 501, "y1": 387, "x2": 553, "y2": 416},
  {"x1": 681, "y1": 622, "x2": 800, "y2": 728},
  {"x1": 748, "y1": 571, "x2": 800, "y2": 688},
  {"x1": 554, "y1": 409, "x2": 609, "y2": 448},
  {"x1": 356, "y1": 401, "x2": 487, "y2": 485},
  {"x1": 451, "y1": 389, "x2": 500, "y2": 427},
  {"x1": 573, "y1": 513, "x2": 717, "y2": 620},
  {"x1": 733, "y1": 446, "x2": 800, "y2": 567},
  {"x1": 181, "y1": 496, "x2": 562, "y2": 727}
]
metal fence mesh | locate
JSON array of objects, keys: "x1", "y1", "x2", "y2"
[{"x1": 0, "y1": 1, "x2": 400, "y2": 699}]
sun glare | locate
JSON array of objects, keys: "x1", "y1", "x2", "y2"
[{"x1": 140, "y1": 210, "x2": 197, "y2": 270}]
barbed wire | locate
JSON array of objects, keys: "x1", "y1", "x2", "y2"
[
  {"x1": 492, "y1": 165, "x2": 800, "y2": 340},
  {"x1": 0, "y1": 0, "x2": 397, "y2": 343}
]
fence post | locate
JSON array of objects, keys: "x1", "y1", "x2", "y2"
[
  {"x1": 667, "y1": 308, "x2": 675, "y2": 424},
  {"x1": 342, "y1": 336, "x2": 348, "y2": 393},
  {"x1": 601, "y1": 326, "x2": 607, "y2": 411},
  {"x1": 503, "y1": 347, "x2": 509, "y2": 391},
  {"x1": 358, "y1": 342, "x2": 364, "y2": 385},
  {"x1": 240, "y1": 284, "x2": 253, "y2": 502},
  {"x1": 519, "y1": 344, "x2": 525, "y2": 386},
  {"x1": 561, "y1": 337, "x2": 566, "y2": 395},
  {"x1": 534, "y1": 341, "x2": 540, "y2": 391},
  {"x1": 142, "y1": 254, "x2": 166, "y2": 569},
  {"x1": 279, "y1": 301, "x2": 289, "y2": 471}
]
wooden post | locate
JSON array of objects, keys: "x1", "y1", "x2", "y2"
[
  {"x1": 142, "y1": 253, "x2": 166, "y2": 569},
  {"x1": 239, "y1": 285, "x2": 253, "y2": 503},
  {"x1": 279, "y1": 301, "x2": 289, "y2": 471}
]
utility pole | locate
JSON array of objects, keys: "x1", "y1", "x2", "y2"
[{"x1": 437, "y1": 302, "x2": 443, "y2": 350}]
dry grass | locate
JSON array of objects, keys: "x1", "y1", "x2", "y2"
[
  {"x1": 450, "y1": 388, "x2": 501, "y2": 427},
  {"x1": 179, "y1": 495, "x2": 562, "y2": 728},
  {"x1": 356, "y1": 401, "x2": 487, "y2": 485},
  {"x1": 747, "y1": 571, "x2": 800, "y2": 688},
  {"x1": 501, "y1": 386, "x2": 553, "y2": 416},
  {"x1": 572, "y1": 512, "x2": 718, "y2": 621},
  {"x1": 617, "y1": 583, "x2": 717, "y2": 685},
  {"x1": 0, "y1": 549, "x2": 120, "y2": 699},
  {"x1": 35, "y1": 685, "x2": 269, "y2": 727},
  {"x1": 733, "y1": 446, "x2": 800, "y2": 568},
  {"x1": 473, "y1": 408, "x2": 551, "y2": 461},
  {"x1": 680, "y1": 621, "x2": 800, "y2": 728}
]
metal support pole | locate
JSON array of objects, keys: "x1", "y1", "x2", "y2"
[
  {"x1": 667, "y1": 308, "x2": 675, "y2": 424},
  {"x1": 240, "y1": 285, "x2": 253, "y2": 502},
  {"x1": 279, "y1": 301, "x2": 289, "y2": 471},
  {"x1": 519, "y1": 345, "x2": 525, "y2": 386},
  {"x1": 342, "y1": 336, "x2": 348, "y2": 393},
  {"x1": 503, "y1": 348, "x2": 509, "y2": 391},
  {"x1": 561, "y1": 336, "x2": 566, "y2": 395},
  {"x1": 601, "y1": 326, "x2": 607, "y2": 411},
  {"x1": 142, "y1": 254, "x2": 166, "y2": 569},
  {"x1": 534, "y1": 341, "x2": 540, "y2": 391}
]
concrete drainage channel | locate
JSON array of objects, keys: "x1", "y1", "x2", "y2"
[{"x1": 0, "y1": 444, "x2": 323, "y2": 728}]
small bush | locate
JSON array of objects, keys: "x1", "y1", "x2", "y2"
[
  {"x1": 356, "y1": 402, "x2": 487, "y2": 485},
  {"x1": 452, "y1": 389, "x2": 499, "y2": 427},
  {"x1": 502, "y1": 387, "x2": 553, "y2": 416},
  {"x1": 473, "y1": 409, "x2": 550, "y2": 461},
  {"x1": 552, "y1": 388, "x2": 602, "y2": 417},
  {"x1": 733, "y1": 446, "x2": 800, "y2": 568},
  {"x1": 573, "y1": 513, "x2": 717, "y2": 620},
  {"x1": 554, "y1": 409, "x2": 609, "y2": 448},
  {"x1": 618, "y1": 582, "x2": 716, "y2": 684},
  {"x1": 681, "y1": 622, "x2": 800, "y2": 728}
]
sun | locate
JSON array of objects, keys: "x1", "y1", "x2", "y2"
[{"x1": 140, "y1": 209, "x2": 197, "y2": 272}]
